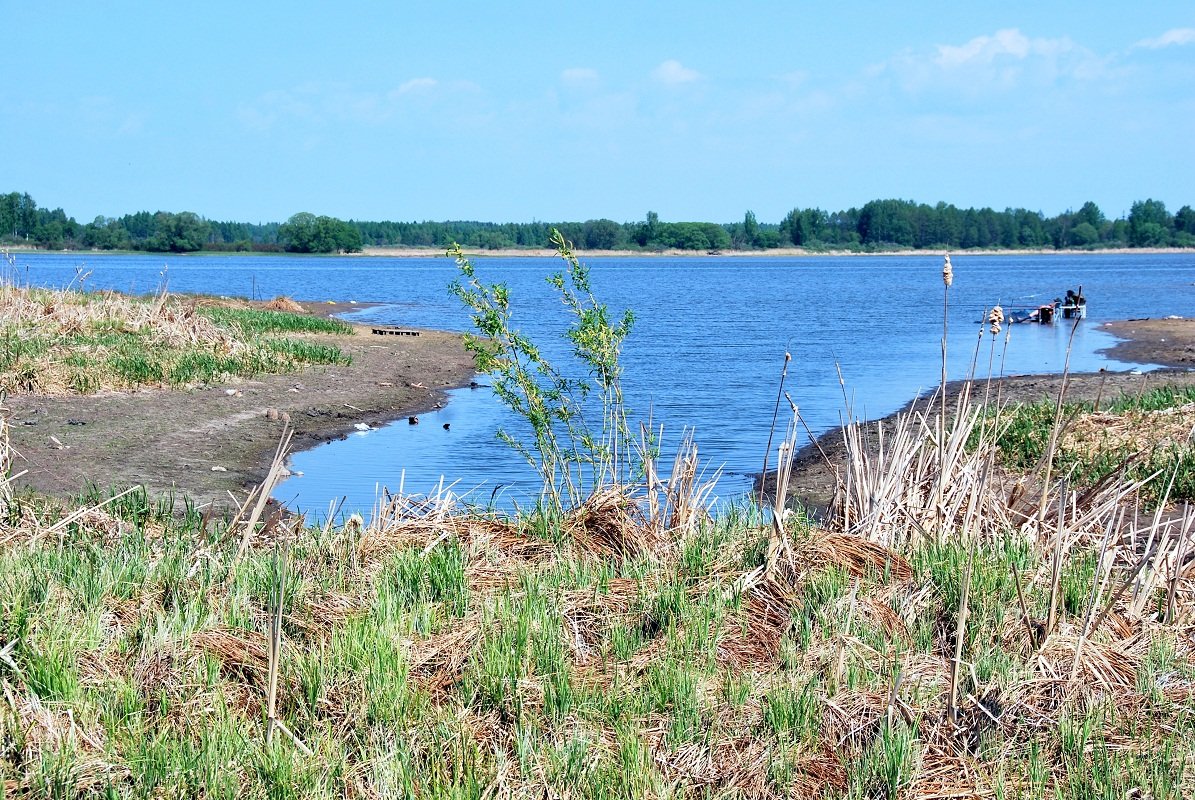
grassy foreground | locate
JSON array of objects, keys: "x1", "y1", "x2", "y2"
[
  {"x1": 0, "y1": 285, "x2": 351, "y2": 395},
  {"x1": 1, "y1": 425, "x2": 1193, "y2": 798}
]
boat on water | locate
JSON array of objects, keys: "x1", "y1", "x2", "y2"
[
  {"x1": 1060, "y1": 301, "x2": 1087, "y2": 320},
  {"x1": 1008, "y1": 289, "x2": 1087, "y2": 325}
]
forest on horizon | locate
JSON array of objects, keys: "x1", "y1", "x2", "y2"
[{"x1": 2, "y1": 190, "x2": 1192, "y2": 255}]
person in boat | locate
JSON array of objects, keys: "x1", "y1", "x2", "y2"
[{"x1": 1065, "y1": 290, "x2": 1077, "y2": 307}]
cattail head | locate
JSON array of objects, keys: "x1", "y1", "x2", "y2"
[
  {"x1": 988, "y1": 305, "x2": 1004, "y2": 335},
  {"x1": 942, "y1": 253, "x2": 953, "y2": 288}
]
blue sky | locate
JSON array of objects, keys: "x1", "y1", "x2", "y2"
[{"x1": 3, "y1": 2, "x2": 1192, "y2": 225}]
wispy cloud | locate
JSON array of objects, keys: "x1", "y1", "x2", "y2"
[
  {"x1": 935, "y1": 28, "x2": 1036, "y2": 67},
  {"x1": 76, "y1": 96, "x2": 148, "y2": 137},
  {"x1": 239, "y1": 79, "x2": 479, "y2": 132},
  {"x1": 652, "y1": 59, "x2": 700, "y2": 86},
  {"x1": 395, "y1": 77, "x2": 438, "y2": 95},
  {"x1": 881, "y1": 28, "x2": 1108, "y2": 94},
  {"x1": 1134, "y1": 27, "x2": 1195, "y2": 49},
  {"x1": 237, "y1": 85, "x2": 325, "y2": 131},
  {"x1": 560, "y1": 67, "x2": 599, "y2": 88}
]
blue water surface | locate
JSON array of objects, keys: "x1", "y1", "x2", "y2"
[{"x1": 11, "y1": 250, "x2": 1195, "y2": 513}]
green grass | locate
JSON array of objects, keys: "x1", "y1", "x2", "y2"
[
  {"x1": 0, "y1": 287, "x2": 352, "y2": 393},
  {"x1": 199, "y1": 306, "x2": 353, "y2": 336},
  {"x1": 1108, "y1": 385, "x2": 1195, "y2": 413},
  {"x1": 986, "y1": 387, "x2": 1195, "y2": 505},
  {"x1": 0, "y1": 486, "x2": 1191, "y2": 798}
]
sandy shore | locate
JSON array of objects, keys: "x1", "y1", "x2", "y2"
[{"x1": 11, "y1": 243, "x2": 1189, "y2": 260}]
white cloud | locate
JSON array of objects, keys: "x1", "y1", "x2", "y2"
[
  {"x1": 652, "y1": 59, "x2": 700, "y2": 86},
  {"x1": 935, "y1": 28, "x2": 1033, "y2": 67},
  {"x1": 395, "y1": 77, "x2": 438, "y2": 95},
  {"x1": 237, "y1": 86, "x2": 322, "y2": 131},
  {"x1": 1134, "y1": 28, "x2": 1195, "y2": 49},
  {"x1": 560, "y1": 67, "x2": 599, "y2": 87},
  {"x1": 882, "y1": 28, "x2": 1107, "y2": 93}
]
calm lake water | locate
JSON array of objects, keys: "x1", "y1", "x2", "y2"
[{"x1": 11, "y1": 251, "x2": 1195, "y2": 515}]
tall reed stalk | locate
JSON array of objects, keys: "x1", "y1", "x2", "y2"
[
  {"x1": 938, "y1": 254, "x2": 953, "y2": 538},
  {"x1": 759, "y1": 351, "x2": 792, "y2": 511},
  {"x1": 1035, "y1": 310, "x2": 1083, "y2": 535}
]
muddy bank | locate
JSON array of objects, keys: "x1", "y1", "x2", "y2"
[
  {"x1": 5, "y1": 301, "x2": 475, "y2": 508},
  {"x1": 762, "y1": 317, "x2": 1195, "y2": 517},
  {"x1": 1101, "y1": 317, "x2": 1195, "y2": 369}
]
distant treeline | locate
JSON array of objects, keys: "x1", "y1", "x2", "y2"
[{"x1": 2, "y1": 191, "x2": 1193, "y2": 254}]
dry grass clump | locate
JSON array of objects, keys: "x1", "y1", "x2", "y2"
[
  {"x1": 0, "y1": 284, "x2": 350, "y2": 395},
  {"x1": 263, "y1": 296, "x2": 306, "y2": 313},
  {"x1": 1062, "y1": 403, "x2": 1195, "y2": 459},
  {"x1": 1, "y1": 286, "x2": 236, "y2": 349},
  {"x1": 742, "y1": 296, "x2": 1195, "y2": 796}
]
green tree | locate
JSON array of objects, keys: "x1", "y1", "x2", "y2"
[
  {"x1": 659, "y1": 222, "x2": 710, "y2": 250},
  {"x1": 1128, "y1": 199, "x2": 1172, "y2": 246},
  {"x1": 279, "y1": 213, "x2": 362, "y2": 253},
  {"x1": 448, "y1": 229, "x2": 634, "y2": 510},
  {"x1": 82, "y1": 216, "x2": 132, "y2": 250},
  {"x1": 16, "y1": 193, "x2": 37, "y2": 239},
  {"x1": 1174, "y1": 206, "x2": 1195, "y2": 246},
  {"x1": 1074, "y1": 201, "x2": 1105, "y2": 229},
  {"x1": 754, "y1": 229, "x2": 781, "y2": 248},
  {"x1": 0, "y1": 192, "x2": 19, "y2": 239},
  {"x1": 633, "y1": 210, "x2": 660, "y2": 247},
  {"x1": 121, "y1": 211, "x2": 156, "y2": 244},
  {"x1": 33, "y1": 220, "x2": 65, "y2": 248},
  {"x1": 1069, "y1": 222, "x2": 1099, "y2": 247},
  {"x1": 701, "y1": 222, "x2": 731, "y2": 251},
  {"x1": 1173, "y1": 205, "x2": 1195, "y2": 234},
  {"x1": 0, "y1": 192, "x2": 39, "y2": 239},
  {"x1": 741, "y1": 210, "x2": 758, "y2": 248},
  {"x1": 582, "y1": 219, "x2": 622, "y2": 250},
  {"x1": 858, "y1": 199, "x2": 915, "y2": 247},
  {"x1": 279, "y1": 212, "x2": 319, "y2": 252},
  {"x1": 779, "y1": 208, "x2": 804, "y2": 245},
  {"x1": 147, "y1": 211, "x2": 209, "y2": 252}
]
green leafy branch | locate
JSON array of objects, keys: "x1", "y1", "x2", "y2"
[{"x1": 447, "y1": 230, "x2": 634, "y2": 511}]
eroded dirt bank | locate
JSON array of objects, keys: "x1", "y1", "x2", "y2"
[{"x1": 5, "y1": 302, "x2": 474, "y2": 507}]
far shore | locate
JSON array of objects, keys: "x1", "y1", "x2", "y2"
[
  {"x1": 362, "y1": 245, "x2": 1194, "y2": 259},
  {"x1": 5, "y1": 244, "x2": 1192, "y2": 260}
]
